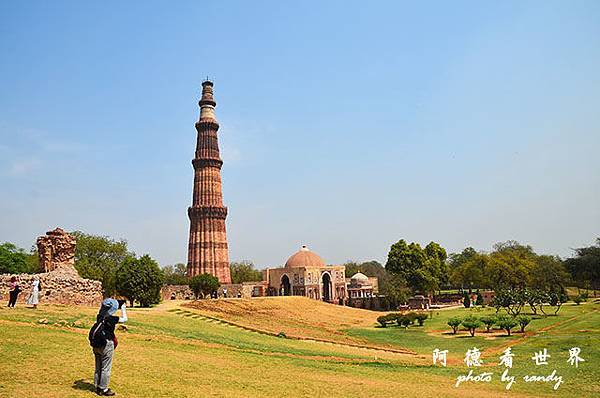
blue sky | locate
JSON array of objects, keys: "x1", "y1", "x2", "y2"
[{"x1": 1, "y1": 1, "x2": 599, "y2": 268}]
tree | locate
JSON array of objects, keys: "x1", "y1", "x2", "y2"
[
  {"x1": 496, "y1": 315, "x2": 518, "y2": 336},
  {"x1": 463, "y1": 292, "x2": 471, "y2": 308},
  {"x1": 530, "y1": 255, "x2": 569, "y2": 293},
  {"x1": 487, "y1": 241, "x2": 537, "y2": 291},
  {"x1": 163, "y1": 263, "x2": 189, "y2": 285},
  {"x1": 461, "y1": 315, "x2": 482, "y2": 337},
  {"x1": 115, "y1": 254, "x2": 164, "y2": 307},
  {"x1": 189, "y1": 273, "x2": 220, "y2": 299},
  {"x1": 480, "y1": 316, "x2": 496, "y2": 332},
  {"x1": 385, "y1": 239, "x2": 447, "y2": 294},
  {"x1": 475, "y1": 292, "x2": 484, "y2": 306},
  {"x1": 424, "y1": 241, "x2": 448, "y2": 290},
  {"x1": 516, "y1": 315, "x2": 531, "y2": 333},
  {"x1": 491, "y1": 288, "x2": 526, "y2": 316},
  {"x1": 449, "y1": 247, "x2": 489, "y2": 291},
  {"x1": 73, "y1": 231, "x2": 132, "y2": 296},
  {"x1": 0, "y1": 242, "x2": 38, "y2": 274},
  {"x1": 565, "y1": 238, "x2": 600, "y2": 293},
  {"x1": 414, "y1": 313, "x2": 428, "y2": 326},
  {"x1": 447, "y1": 317, "x2": 462, "y2": 334},
  {"x1": 230, "y1": 261, "x2": 262, "y2": 284},
  {"x1": 545, "y1": 290, "x2": 568, "y2": 315}
]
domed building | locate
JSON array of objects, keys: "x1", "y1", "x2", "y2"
[
  {"x1": 263, "y1": 245, "x2": 347, "y2": 302},
  {"x1": 347, "y1": 272, "x2": 376, "y2": 299}
]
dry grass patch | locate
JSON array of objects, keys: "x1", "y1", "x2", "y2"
[{"x1": 184, "y1": 296, "x2": 382, "y2": 343}]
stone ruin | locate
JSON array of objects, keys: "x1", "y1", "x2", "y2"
[
  {"x1": 0, "y1": 228, "x2": 103, "y2": 306},
  {"x1": 37, "y1": 227, "x2": 77, "y2": 273}
]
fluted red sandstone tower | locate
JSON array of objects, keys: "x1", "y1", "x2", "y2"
[{"x1": 186, "y1": 81, "x2": 231, "y2": 283}]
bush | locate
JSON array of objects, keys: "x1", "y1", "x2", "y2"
[
  {"x1": 377, "y1": 313, "x2": 399, "y2": 327},
  {"x1": 398, "y1": 316, "x2": 412, "y2": 329},
  {"x1": 414, "y1": 313, "x2": 429, "y2": 326},
  {"x1": 480, "y1": 315, "x2": 496, "y2": 332},
  {"x1": 447, "y1": 317, "x2": 462, "y2": 334},
  {"x1": 405, "y1": 312, "x2": 418, "y2": 325},
  {"x1": 516, "y1": 315, "x2": 531, "y2": 333},
  {"x1": 496, "y1": 315, "x2": 518, "y2": 336},
  {"x1": 573, "y1": 296, "x2": 584, "y2": 305},
  {"x1": 461, "y1": 315, "x2": 482, "y2": 337},
  {"x1": 277, "y1": 331, "x2": 287, "y2": 338}
]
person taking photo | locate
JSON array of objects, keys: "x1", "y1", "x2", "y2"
[{"x1": 89, "y1": 298, "x2": 127, "y2": 396}]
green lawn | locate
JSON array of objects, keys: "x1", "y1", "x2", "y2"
[
  {"x1": 0, "y1": 300, "x2": 597, "y2": 397},
  {"x1": 346, "y1": 301, "x2": 600, "y2": 397}
]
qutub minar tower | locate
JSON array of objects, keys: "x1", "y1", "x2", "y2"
[{"x1": 186, "y1": 80, "x2": 232, "y2": 283}]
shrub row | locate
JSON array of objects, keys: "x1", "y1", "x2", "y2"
[
  {"x1": 377, "y1": 312, "x2": 429, "y2": 328},
  {"x1": 447, "y1": 314, "x2": 531, "y2": 336}
]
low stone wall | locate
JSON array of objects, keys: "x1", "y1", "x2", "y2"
[
  {"x1": 161, "y1": 282, "x2": 267, "y2": 300},
  {"x1": 0, "y1": 267, "x2": 103, "y2": 306},
  {"x1": 161, "y1": 285, "x2": 194, "y2": 300}
]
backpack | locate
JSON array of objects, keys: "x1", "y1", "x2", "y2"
[{"x1": 88, "y1": 318, "x2": 108, "y2": 348}]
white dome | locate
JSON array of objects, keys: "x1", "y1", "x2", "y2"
[{"x1": 351, "y1": 272, "x2": 369, "y2": 282}]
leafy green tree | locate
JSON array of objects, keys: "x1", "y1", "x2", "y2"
[
  {"x1": 447, "y1": 317, "x2": 462, "y2": 334},
  {"x1": 461, "y1": 315, "x2": 482, "y2": 337},
  {"x1": 163, "y1": 263, "x2": 189, "y2": 285},
  {"x1": 565, "y1": 238, "x2": 600, "y2": 293},
  {"x1": 385, "y1": 239, "x2": 447, "y2": 294},
  {"x1": 414, "y1": 313, "x2": 428, "y2": 326},
  {"x1": 189, "y1": 273, "x2": 220, "y2": 299},
  {"x1": 496, "y1": 315, "x2": 518, "y2": 336},
  {"x1": 0, "y1": 242, "x2": 38, "y2": 274},
  {"x1": 424, "y1": 241, "x2": 448, "y2": 290},
  {"x1": 530, "y1": 255, "x2": 569, "y2": 292},
  {"x1": 475, "y1": 292, "x2": 484, "y2": 306},
  {"x1": 544, "y1": 290, "x2": 569, "y2": 315},
  {"x1": 230, "y1": 261, "x2": 262, "y2": 284},
  {"x1": 491, "y1": 288, "x2": 526, "y2": 316},
  {"x1": 72, "y1": 231, "x2": 132, "y2": 296},
  {"x1": 463, "y1": 292, "x2": 471, "y2": 308},
  {"x1": 115, "y1": 254, "x2": 164, "y2": 307},
  {"x1": 516, "y1": 315, "x2": 531, "y2": 333},
  {"x1": 480, "y1": 316, "x2": 496, "y2": 332},
  {"x1": 487, "y1": 241, "x2": 537, "y2": 290}
]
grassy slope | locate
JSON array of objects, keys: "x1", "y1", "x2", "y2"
[
  {"x1": 184, "y1": 297, "x2": 382, "y2": 345},
  {"x1": 0, "y1": 299, "x2": 597, "y2": 397},
  {"x1": 185, "y1": 297, "x2": 600, "y2": 397}
]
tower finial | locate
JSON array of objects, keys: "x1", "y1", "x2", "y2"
[{"x1": 199, "y1": 80, "x2": 217, "y2": 121}]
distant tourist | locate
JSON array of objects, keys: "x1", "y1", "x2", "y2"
[
  {"x1": 25, "y1": 276, "x2": 40, "y2": 309},
  {"x1": 89, "y1": 298, "x2": 128, "y2": 396},
  {"x1": 223, "y1": 288, "x2": 228, "y2": 298},
  {"x1": 7, "y1": 276, "x2": 21, "y2": 308}
]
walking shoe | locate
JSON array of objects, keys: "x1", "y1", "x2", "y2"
[{"x1": 97, "y1": 388, "x2": 116, "y2": 396}]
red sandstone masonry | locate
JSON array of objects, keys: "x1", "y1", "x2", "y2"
[{"x1": 187, "y1": 81, "x2": 231, "y2": 283}]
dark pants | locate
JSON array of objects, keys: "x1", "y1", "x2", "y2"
[{"x1": 8, "y1": 290, "x2": 18, "y2": 307}]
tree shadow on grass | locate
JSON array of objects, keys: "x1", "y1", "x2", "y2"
[{"x1": 72, "y1": 379, "x2": 95, "y2": 392}]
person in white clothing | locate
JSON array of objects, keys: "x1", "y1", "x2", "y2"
[{"x1": 26, "y1": 276, "x2": 40, "y2": 309}]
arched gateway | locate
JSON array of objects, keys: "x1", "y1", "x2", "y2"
[{"x1": 281, "y1": 275, "x2": 291, "y2": 296}]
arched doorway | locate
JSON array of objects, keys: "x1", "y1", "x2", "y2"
[
  {"x1": 321, "y1": 273, "x2": 332, "y2": 302},
  {"x1": 281, "y1": 275, "x2": 291, "y2": 296}
]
